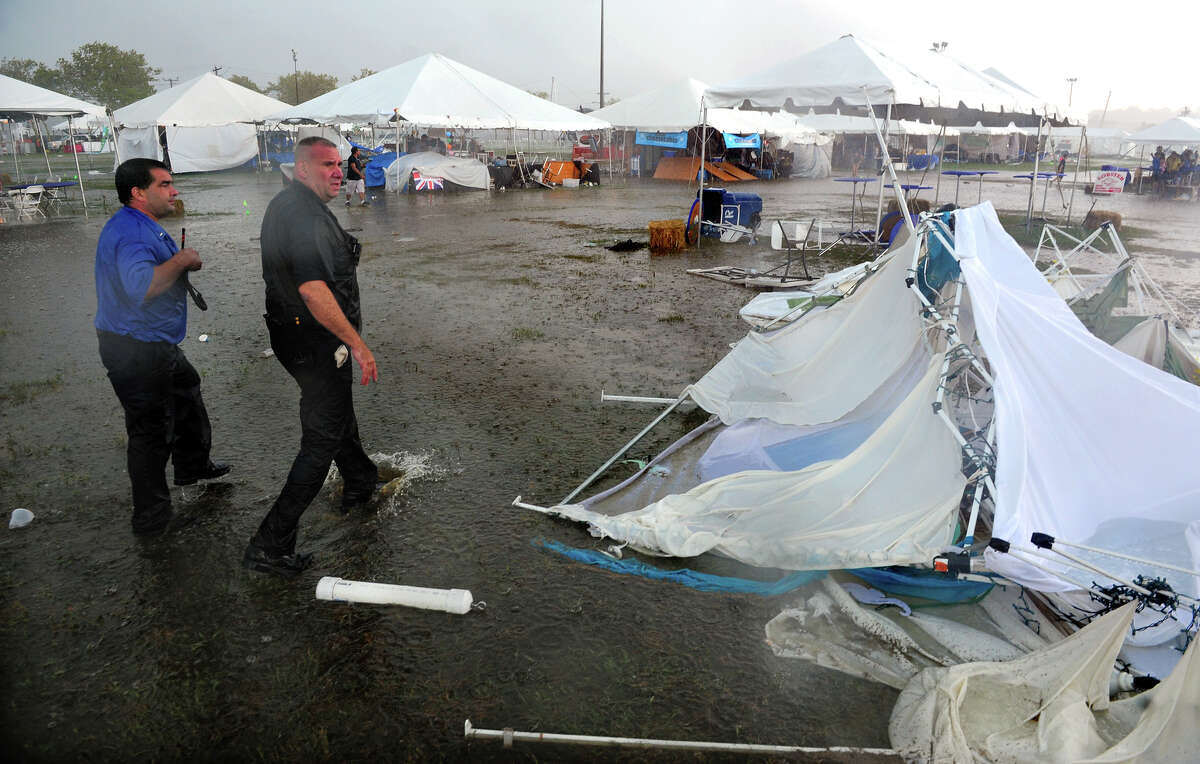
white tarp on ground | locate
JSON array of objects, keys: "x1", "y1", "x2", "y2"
[
  {"x1": 550, "y1": 359, "x2": 964, "y2": 570},
  {"x1": 383, "y1": 151, "x2": 489, "y2": 192},
  {"x1": 273, "y1": 53, "x2": 609, "y2": 132},
  {"x1": 955, "y1": 204, "x2": 1200, "y2": 599},
  {"x1": 686, "y1": 240, "x2": 924, "y2": 426},
  {"x1": 889, "y1": 603, "x2": 1199, "y2": 763},
  {"x1": 113, "y1": 73, "x2": 288, "y2": 172}
]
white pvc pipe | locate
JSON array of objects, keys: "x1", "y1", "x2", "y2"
[
  {"x1": 315, "y1": 577, "x2": 473, "y2": 614},
  {"x1": 1050, "y1": 538, "x2": 1200, "y2": 579},
  {"x1": 463, "y1": 719, "x2": 897, "y2": 757},
  {"x1": 600, "y1": 391, "x2": 678, "y2": 405}
]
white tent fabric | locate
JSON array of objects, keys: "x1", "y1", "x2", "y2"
[
  {"x1": 383, "y1": 151, "x2": 489, "y2": 192},
  {"x1": 1124, "y1": 116, "x2": 1200, "y2": 146},
  {"x1": 706, "y1": 34, "x2": 1065, "y2": 118},
  {"x1": 686, "y1": 240, "x2": 925, "y2": 427},
  {"x1": 797, "y1": 112, "x2": 953, "y2": 136},
  {"x1": 113, "y1": 73, "x2": 289, "y2": 128},
  {"x1": 550, "y1": 359, "x2": 965, "y2": 570},
  {"x1": 297, "y1": 125, "x2": 351, "y2": 160},
  {"x1": 955, "y1": 204, "x2": 1200, "y2": 599},
  {"x1": 590, "y1": 77, "x2": 709, "y2": 131},
  {"x1": 272, "y1": 52, "x2": 609, "y2": 132},
  {"x1": 889, "y1": 603, "x2": 1199, "y2": 763},
  {"x1": 0, "y1": 73, "x2": 107, "y2": 118},
  {"x1": 113, "y1": 73, "x2": 288, "y2": 172}
]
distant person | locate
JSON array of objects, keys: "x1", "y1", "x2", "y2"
[
  {"x1": 344, "y1": 146, "x2": 368, "y2": 207},
  {"x1": 94, "y1": 158, "x2": 230, "y2": 536},
  {"x1": 246, "y1": 136, "x2": 381, "y2": 577}
]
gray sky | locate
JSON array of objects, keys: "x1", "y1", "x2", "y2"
[{"x1": 1, "y1": 0, "x2": 1194, "y2": 116}]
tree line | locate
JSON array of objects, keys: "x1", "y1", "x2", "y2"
[{"x1": 1, "y1": 43, "x2": 374, "y2": 111}]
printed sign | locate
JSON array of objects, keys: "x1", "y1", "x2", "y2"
[
  {"x1": 722, "y1": 132, "x2": 761, "y2": 150},
  {"x1": 1093, "y1": 170, "x2": 1125, "y2": 195},
  {"x1": 635, "y1": 130, "x2": 688, "y2": 149}
]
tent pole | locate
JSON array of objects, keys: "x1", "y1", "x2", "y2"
[
  {"x1": 1136, "y1": 144, "x2": 1145, "y2": 194},
  {"x1": 1065, "y1": 127, "x2": 1084, "y2": 226},
  {"x1": 34, "y1": 117, "x2": 54, "y2": 179},
  {"x1": 871, "y1": 100, "x2": 892, "y2": 243},
  {"x1": 933, "y1": 125, "x2": 945, "y2": 205},
  {"x1": 67, "y1": 116, "x2": 87, "y2": 217},
  {"x1": 698, "y1": 96, "x2": 706, "y2": 247},
  {"x1": 10, "y1": 120, "x2": 24, "y2": 183},
  {"x1": 1025, "y1": 115, "x2": 1043, "y2": 233}
]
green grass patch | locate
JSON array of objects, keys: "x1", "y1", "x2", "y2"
[
  {"x1": 500, "y1": 276, "x2": 535, "y2": 287},
  {"x1": 657, "y1": 313, "x2": 686, "y2": 323},
  {"x1": 0, "y1": 372, "x2": 64, "y2": 405},
  {"x1": 511, "y1": 327, "x2": 544, "y2": 341},
  {"x1": 563, "y1": 253, "x2": 599, "y2": 263}
]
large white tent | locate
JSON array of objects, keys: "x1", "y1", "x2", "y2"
[
  {"x1": 590, "y1": 77, "x2": 708, "y2": 131},
  {"x1": 113, "y1": 73, "x2": 290, "y2": 173},
  {"x1": 706, "y1": 34, "x2": 1067, "y2": 120},
  {"x1": 272, "y1": 52, "x2": 609, "y2": 132},
  {"x1": 1125, "y1": 116, "x2": 1200, "y2": 146}
]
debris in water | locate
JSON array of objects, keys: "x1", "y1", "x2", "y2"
[
  {"x1": 198, "y1": 334, "x2": 209, "y2": 342},
  {"x1": 607, "y1": 239, "x2": 647, "y2": 252},
  {"x1": 9, "y1": 508, "x2": 34, "y2": 529}
]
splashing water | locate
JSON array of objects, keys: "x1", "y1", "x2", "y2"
[{"x1": 323, "y1": 450, "x2": 450, "y2": 515}]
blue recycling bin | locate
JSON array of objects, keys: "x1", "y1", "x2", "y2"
[{"x1": 689, "y1": 188, "x2": 763, "y2": 240}]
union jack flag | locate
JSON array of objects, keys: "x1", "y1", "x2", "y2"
[{"x1": 412, "y1": 170, "x2": 444, "y2": 191}]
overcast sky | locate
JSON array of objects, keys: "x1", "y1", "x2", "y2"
[{"x1": 1, "y1": 0, "x2": 1194, "y2": 117}]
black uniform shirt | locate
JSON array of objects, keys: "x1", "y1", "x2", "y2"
[{"x1": 260, "y1": 181, "x2": 362, "y2": 331}]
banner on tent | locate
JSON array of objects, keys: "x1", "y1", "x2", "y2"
[
  {"x1": 723, "y1": 132, "x2": 761, "y2": 149},
  {"x1": 636, "y1": 130, "x2": 687, "y2": 149}
]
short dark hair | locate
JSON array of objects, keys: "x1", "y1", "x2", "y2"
[
  {"x1": 295, "y1": 136, "x2": 337, "y2": 162},
  {"x1": 115, "y1": 158, "x2": 169, "y2": 205},
  {"x1": 350, "y1": 146, "x2": 359, "y2": 155}
]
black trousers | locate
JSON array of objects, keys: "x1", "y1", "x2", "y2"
[
  {"x1": 252, "y1": 321, "x2": 378, "y2": 555},
  {"x1": 97, "y1": 330, "x2": 213, "y2": 533}
]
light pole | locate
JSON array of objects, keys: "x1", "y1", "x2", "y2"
[
  {"x1": 1066, "y1": 77, "x2": 1077, "y2": 107},
  {"x1": 598, "y1": 0, "x2": 605, "y2": 108},
  {"x1": 291, "y1": 49, "x2": 299, "y2": 104}
]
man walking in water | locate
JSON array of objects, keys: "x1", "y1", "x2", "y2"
[
  {"x1": 245, "y1": 136, "x2": 381, "y2": 577},
  {"x1": 345, "y1": 145, "x2": 368, "y2": 207},
  {"x1": 94, "y1": 158, "x2": 231, "y2": 536}
]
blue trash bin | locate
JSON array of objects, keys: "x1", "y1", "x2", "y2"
[{"x1": 691, "y1": 188, "x2": 762, "y2": 239}]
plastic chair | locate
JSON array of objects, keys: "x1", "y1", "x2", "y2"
[
  {"x1": 9, "y1": 186, "x2": 46, "y2": 221},
  {"x1": 769, "y1": 219, "x2": 817, "y2": 279}
]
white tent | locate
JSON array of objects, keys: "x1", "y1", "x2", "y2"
[
  {"x1": 272, "y1": 53, "x2": 609, "y2": 132},
  {"x1": 706, "y1": 34, "x2": 1065, "y2": 118},
  {"x1": 0, "y1": 74, "x2": 107, "y2": 198},
  {"x1": 113, "y1": 73, "x2": 290, "y2": 173},
  {"x1": 383, "y1": 151, "x2": 489, "y2": 192},
  {"x1": 590, "y1": 77, "x2": 709, "y2": 131},
  {"x1": 1124, "y1": 116, "x2": 1200, "y2": 146}
]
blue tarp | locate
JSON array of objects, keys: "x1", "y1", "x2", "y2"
[
  {"x1": 636, "y1": 130, "x2": 688, "y2": 149},
  {"x1": 364, "y1": 151, "x2": 402, "y2": 188},
  {"x1": 723, "y1": 132, "x2": 760, "y2": 149},
  {"x1": 851, "y1": 567, "x2": 993, "y2": 604}
]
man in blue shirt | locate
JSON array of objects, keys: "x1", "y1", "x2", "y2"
[{"x1": 95, "y1": 158, "x2": 230, "y2": 536}]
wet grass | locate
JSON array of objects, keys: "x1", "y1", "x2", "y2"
[
  {"x1": 563, "y1": 254, "x2": 599, "y2": 263},
  {"x1": 657, "y1": 313, "x2": 686, "y2": 323},
  {"x1": 511, "y1": 327, "x2": 544, "y2": 341},
  {"x1": 0, "y1": 371, "x2": 64, "y2": 405}
]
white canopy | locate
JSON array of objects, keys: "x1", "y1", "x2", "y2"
[
  {"x1": 1124, "y1": 116, "x2": 1200, "y2": 146},
  {"x1": 590, "y1": 77, "x2": 709, "y2": 131},
  {"x1": 798, "y1": 111, "x2": 954, "y2": 137},
  {"x1": 706, "y1": 34, "x2": 1065, "y2": 119},
  {"x1": 113, "y1": 72, "x2": 289, "y2": 128},
  {"x1": 272, "y1": 53, "x2": 610, "y2": 132},
  {"x1": 0, "y1": 73, "x2": 106, "y2": 119},
  {"x1": 383, "y1": 151, "x2": 489, "y2": 192}
]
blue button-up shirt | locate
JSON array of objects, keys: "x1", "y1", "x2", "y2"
[{"x1": 94, "y1": 206, "x2": 187, "y2": 343}]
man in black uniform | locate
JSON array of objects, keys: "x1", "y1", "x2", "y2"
[
  {"x1": 244, "y1": 136, "x2": 381, "y2": 577},
  {"x1": 344, "y1": 146, "x2": 367, "y2": 207}
]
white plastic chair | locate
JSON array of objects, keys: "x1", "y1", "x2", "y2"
[{"x1": 9, "y1": 186, "x2": 46, "y2": 221}]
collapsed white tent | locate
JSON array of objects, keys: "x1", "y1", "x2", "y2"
[
  {"x1": 272, "y1": 52, "x2": 609, "y2": 132},
  {"x1": 113, "y1": 73, "x2": 290, "y2": 173},
  {"x1": 383, "y1": 151, "x2": 489, "y2": 192}
]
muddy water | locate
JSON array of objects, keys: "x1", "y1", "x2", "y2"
[{"x1": 0, "y1": 169, "x2": 1196, "y2": 761}]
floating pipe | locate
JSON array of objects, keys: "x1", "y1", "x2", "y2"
[
  {"x1": 315, "y1": 577, "x2": 472, "y2": 615},
  {"x1": 600, "y1": 391, "x2": 679, "y2": 405},
  {"x1": 463, "y1": 719, "x2": 897, "y2": 757}
]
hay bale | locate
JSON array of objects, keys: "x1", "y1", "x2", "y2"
[
  {"x1": 649, "y1": 219, "x2": 686, "y2": 254},
  {"x1": 162, "y1": 198, "x2": 185, "y2": 218},
  {"x1": 1083, "y1": 209, "x2": 1122, "y2": 231}
]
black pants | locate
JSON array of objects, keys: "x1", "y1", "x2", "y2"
[
  {"x1": 252, "y1": 321, "x2": 378, "y2": 555},
  {"x1": 98, "y1": 330, "x2": 213, "y2": 533}
]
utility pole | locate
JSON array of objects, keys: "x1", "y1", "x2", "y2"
[
  {"x1": 599, "y1": 0, "x2": 605, "y2": 108},
  {"x1": 163, "y1": 76, "x2": 179, "y2": 88},
  {"x1": 212, "y1": 65, "x2": 223, "y2": 76},
  {"x1": 291, "y1": 49, "x2": 300, "y2": 104},
  {"x1": 1066, "y1": 77, "x2": 1077, "y2": 107}
]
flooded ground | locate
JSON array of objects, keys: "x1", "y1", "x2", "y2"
[{"x1": 1, "y1": 164, "x2": 1198, "y2": 761}]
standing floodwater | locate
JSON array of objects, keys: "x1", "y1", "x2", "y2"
[{"x1": 1, "y1": 170, "x2": 1197, "y2": 760}]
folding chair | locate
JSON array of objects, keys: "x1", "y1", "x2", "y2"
[
  {"x1": 9, "y1": 186, "x2": 46, "y2": 221},
  {"x1": 766, "y1": 218, "x2": 818, "y2": 281}
]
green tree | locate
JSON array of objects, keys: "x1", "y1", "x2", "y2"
[
  {"x1": 227, "y1": 74, "x2": 263, "y2": 93},
  {"x1": 0, "y1": 57, "x2": 63, "y2": 91},
  {"x1": 351, "y1": 68, "x2": 377, "y2": 82},
  {"x1": 56, "y1": 42, "x2": 159, "y2": 109},
  {"x1": 527, "y1": 89, "x2": 549, "y2": 99},
  {"x1": 266, "y1": 71, "x2": 338, "y2": 106}
]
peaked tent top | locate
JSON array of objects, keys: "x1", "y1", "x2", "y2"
[
  {"x1": 706, "y1": 35, "x2": 1069, "y2": 120},
  {"x1": 272, "y1": 53, "x2": 610, "y2": 132},
  {"x1": 113, "y1": 72, "x2": 291, "y2": 128},
  {"x1": 0, "y1": 73, "x2": 107, "y2": 119},
  {"x1": 590, "y1": 77, "x2": 710, "y2": 131},
  {"x1": 1125, "y1": 116, "x2": 1200, "y2": 145}
]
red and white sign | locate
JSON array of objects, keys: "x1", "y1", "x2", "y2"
[{"x1": 1093, "y1": 170, "x2": 1125, "y2": 195}]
